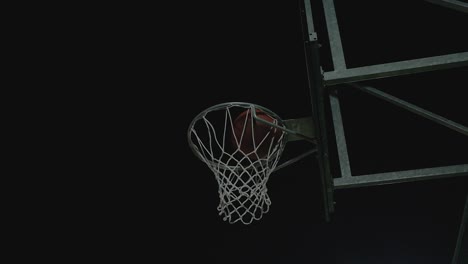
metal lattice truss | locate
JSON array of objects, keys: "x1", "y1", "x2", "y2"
[
  {"x1": 301, "y1": 0, "x2": 467, "y2": 262},
  {"x1": 301, "y1": 0, "x2": 468, "y2": 218}
]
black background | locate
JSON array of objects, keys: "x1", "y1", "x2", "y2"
[{"x1": 100, "y1": 0, "x2": 468, "y2": 263}]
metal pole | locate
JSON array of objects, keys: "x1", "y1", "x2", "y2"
[
  {"x1": 452, "y1": 193, "x2": 468, "y2": 264},
  {"x1": 301, "y1": 0, "x2": 335, "y2": 221}
]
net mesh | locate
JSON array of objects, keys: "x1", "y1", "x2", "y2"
[{"x1": 188, "y1": 103, "x2": 287, "y2": 224}]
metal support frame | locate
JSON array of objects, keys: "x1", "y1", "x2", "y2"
[
  {"x1": 352, "y1": 84, "x2": 468, "y2": 136},
  {"x1": 334, "y1": 165, "x2": 468, "y2": 189},
  {"x1": 330, "y1": 85, "x2": 468, "y2": 189},
  {"x1": 329, "y1": 93, "x2": 351, "y2": 179},
  {"x1": 324, "y1": 53, "x2": 468, "y2": 86},
  {"x1": 301, "y1": 0, "x2": 468, "y2": 221},
  {"x1": 424, "y1": 0, "x2": 468, "y2": 14},
  {"x1": 301, "y1": 0, "x2": 334, "y2": 221},
  {"x1": 322, "y1": 0, "x2": 346, "y2": 71},
  {"x1": 452, "y1": 194, "x2": 468, "y2": 264}
]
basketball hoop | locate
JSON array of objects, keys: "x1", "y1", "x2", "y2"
[{"x1": 188, "y1": 102, "x2": 316, "y2": 224}]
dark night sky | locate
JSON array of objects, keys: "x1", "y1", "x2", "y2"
[{"x1": 105, "y1": 0, "x2": 468, "y2": 263}]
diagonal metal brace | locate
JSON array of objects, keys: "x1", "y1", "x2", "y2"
[
  {"x1": 349, "y1": 83, "x2": 468, "y2": 137},
  {"x1": 424, "y1": 0, "x2": 468, "y2": 14}
]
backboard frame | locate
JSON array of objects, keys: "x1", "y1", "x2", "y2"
[{"x1": 300, "y1": 0, "x2": 468, "y2": 222}]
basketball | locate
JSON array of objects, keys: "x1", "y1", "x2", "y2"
[{"x1": 231, "y1": 109, "x2": 282, "y2": 159}]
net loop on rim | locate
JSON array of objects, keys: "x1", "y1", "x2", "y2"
[{"x1": 188, "y1": 102, "x2": 287, "y2": 224}]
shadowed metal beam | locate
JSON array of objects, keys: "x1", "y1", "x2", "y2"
[
  {"x1": 323, "y1": 0, "x2": 347, "y2": 70},
  {"x1": 284, "y1": 117, "x2": 315, "y2": 142},
  {"x1": 330, "y1": 93, "x2": 352, "y2": 178},
  {"x1": 324, "y1": 52, "x2": 468, "y2": 86},
  {"x1": 301, "y1": 0, "x2": 335, "y2": 221},
  {"x1": 334, "y1": 165, "x2": 468, "y2": 189},
  {"x1": 351, "y1": 84, "x2": 468, "y2": 136},
  {"x1": 303, "y1": 0, "x2": 316, "y2": 40},
  {"x1": 452, "y1": 194, "x2": 468, "y2": 264},
  {"x1": 425, "y1": 0, "x2": 468, "y2": 14}
]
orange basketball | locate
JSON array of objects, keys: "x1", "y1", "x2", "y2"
[{"x1": 231, "y1": 109, "x2": 282, "y2": 159}]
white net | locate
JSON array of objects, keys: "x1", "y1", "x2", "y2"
[{"x1": 188, "y1": 103, "x2": 287, "y2": 224}]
